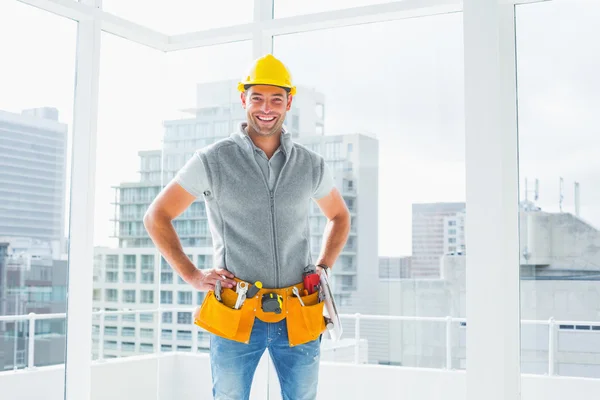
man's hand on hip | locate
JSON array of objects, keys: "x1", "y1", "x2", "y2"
[{"x1": 187, "y1": 268, "x2": 236, "y2": 291}]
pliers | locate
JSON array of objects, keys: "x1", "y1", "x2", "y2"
[
  {"x1": 234, "y1": 281, "x2": 248, "y2": 309},
  {"x1": 215, "y1": 280, "x2": 222, "y2": 302}
]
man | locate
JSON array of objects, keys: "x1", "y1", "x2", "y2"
[{"x1": 143, "y1": 54, "x2": 350, "y2": 400}]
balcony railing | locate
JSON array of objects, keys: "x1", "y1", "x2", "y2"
[{"x1": 0, "y1": 310, "x2": 597, "y2": 376}]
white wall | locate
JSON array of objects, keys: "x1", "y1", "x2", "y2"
[
  {"x1": 91, "y1": 354, "x2": 174, "y2": 399},
  {"x1": 2, "y1": 354, "x2": 600, "y2": 400},
  {"x1": 319, "y1": 363, "x2": 466, "y2": 399},
  {"x1": 173, "y1": 352, "x2": 271, "y2": 400},
  {"x1": 0, "y1": 355, "x2": 174, "y2": 400},
  {"x1": 521, "y1": 374, "x2": 597, "y2": 398},
  {"x1": 0, "y1": 365, "x2": 64, "y2": 400}
]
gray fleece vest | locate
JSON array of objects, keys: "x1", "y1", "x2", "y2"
[{"x1": 198, "y1": 131, "x2": 325, "y2": 288}]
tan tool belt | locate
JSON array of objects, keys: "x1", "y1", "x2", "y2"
[{"x1": 194, "y1": 278, "x2": 326, "y2": 347}]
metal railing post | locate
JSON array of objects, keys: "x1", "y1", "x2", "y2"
[
  {"x1": 13, "y1": 315, "x2": 18, "y2": 370},
  {"x1": 354, "y1": 313, "x2": 361, "y2": 364},
  {"x1": 446, "y1": 316, "x2": 452, "y2": 370},
  {"x1": 27, "y1": 313, "x2": 36, "y2": 369},
  {"x1": 548, "y1": 317, "x2": 555, "y2": 376},
  {"x1": 98, "y1": 309, "x2": 105, "y2": 361},
  {"x1": 136, "y1": 311, "x2": 140, "y2": 353},
  {"x1": 192, "y1": 321, "x2": 198, "y2": 352},
  {"x1": 155, "y1": 309, "x2": 161, "y2": 356}
]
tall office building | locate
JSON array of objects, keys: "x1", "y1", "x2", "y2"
[
  {"x1": 379, "y1": 256, "x2": 412, "y2": 279},
  {"x1": 0, "y1": 108, "x2": 68, "y2": 249},
  {"x1": 411, "y1": 203, "x2": 466, "y2": 278},
  {"x1": 0, "y1": 107, "x2": 69, "y2": 370},
  {"x1": 443, "y1": 210, "x2": 466, "y2": 255},
  {"x1": 91, "y1": 247, "x2": 213, "y2": 358},
  {"x1": 296, "y1": 133, "x2": 378, "y2": 309}
]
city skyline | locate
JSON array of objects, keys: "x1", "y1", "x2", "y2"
[{"x1": 4, "y1": 1, "x2": 600, "y2": 259}]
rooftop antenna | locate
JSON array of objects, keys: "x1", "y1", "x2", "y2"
[
  {"x1": 559, "y1": 177, "x2": 564, "y2": 212},
  {"x1": 523, "y1": 178, "x2": 540, "y2": 208}
]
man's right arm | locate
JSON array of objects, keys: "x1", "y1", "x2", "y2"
[{"x1": 143, "y1": 166, "x2": 236, "y2": 291}]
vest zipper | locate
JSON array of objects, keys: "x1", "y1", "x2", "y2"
[
  {"x1": 254, "y1": 166, "x2": 281, "y2": 288},
  {"x1": 247, "y1": 142, "x2": 290, "y2": 288},
  {"x1": 271, "y1": 154, "x2": 291, "y2": 288},
  {"x1": 270, "y1": 190, "x2": 279, "y2": 287}
]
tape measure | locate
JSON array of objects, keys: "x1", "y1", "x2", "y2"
[{"x1": 261, "y1": 293, "x2": 283, "y2": 314}]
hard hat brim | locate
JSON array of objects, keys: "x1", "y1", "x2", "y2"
[{"x1": 237, "y1": 80, "x2": 296, "y2": 96}]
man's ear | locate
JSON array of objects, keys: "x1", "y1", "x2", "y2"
[
  {"x1": 286, "y1": 94, "x2": 293, "y2": 111},
  {"x1": 241, "y1": 91, "x2": 247, "y2": 108}
]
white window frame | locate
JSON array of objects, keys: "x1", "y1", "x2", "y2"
[{"x1": 12, "y1": 0, "x2": 548, "y2": 398}]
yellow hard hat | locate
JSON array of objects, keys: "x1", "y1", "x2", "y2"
[{"x1": 237, "y1": 54, "x2": 297, "y2": 96}]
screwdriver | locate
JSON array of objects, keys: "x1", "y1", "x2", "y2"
[
  {"x1": 292, "y1": 287, "x2": 305, "y2": 307},
  {"x1": 246, "y1": 281, "x2": 263, "y2": 298}
]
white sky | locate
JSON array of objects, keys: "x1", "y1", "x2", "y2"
[{"x1": 1, "y1": 0, "x2": 599, "y2": 257}]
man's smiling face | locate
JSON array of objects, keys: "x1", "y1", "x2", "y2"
[{"x1": 241, "y1": 85, "x2": 293, "y2": 137}]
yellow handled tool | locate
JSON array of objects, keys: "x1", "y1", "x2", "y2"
[{"x1": 246, "y1": 281, "x2": 263, "y2": 298}]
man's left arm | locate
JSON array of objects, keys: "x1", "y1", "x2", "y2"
[{"x1": 313, "y1": 187, "x2": 351, "y2": 272}]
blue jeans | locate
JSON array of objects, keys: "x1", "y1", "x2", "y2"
[{"x1": 209, "y1": 319, "x2": 321, "y2": 400}]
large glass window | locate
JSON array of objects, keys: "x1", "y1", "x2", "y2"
[
  {"x1": 92, "y1": 30, "x2": 165, "y2": 367},
  {"x1": 11, "y1": 0, "x2": 596, "y2": 397},
  {"x1": 517, "y1": 0, "x2": 600, "y2": 379},
  {"x1": 0, "y1": 1, "x2": 76, "y2": 388},
  {"x1": 91, "y1": 28, "x2": 252, "y2": 396},
  {"x1": 273, "y1": 11, "x2": 465, "y2": 368}
]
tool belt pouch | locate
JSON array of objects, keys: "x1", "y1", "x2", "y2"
[
  {"x1": 194, "y1": 287, "x2": 257, "y2": 344},
  {"x1": 194, "y1": 282, "x2": 326, "y2": 347},
  {"x1": 285, "y1": 290, "x2": 326, "y2": 347}
]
